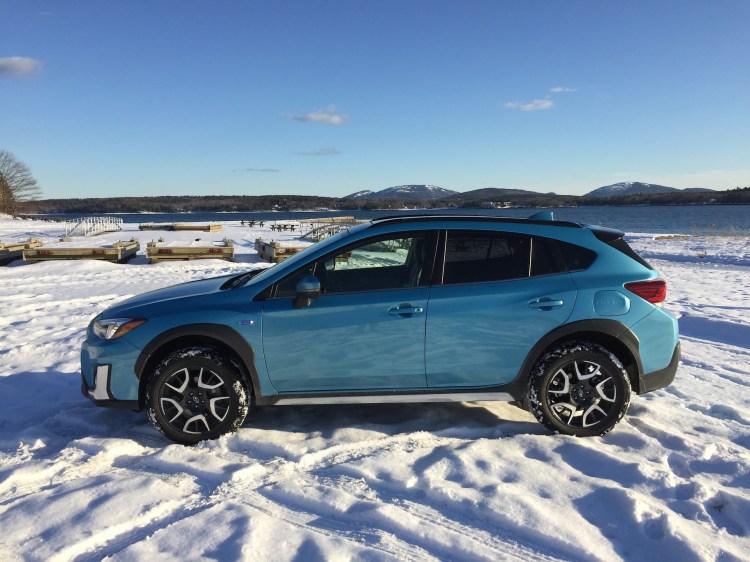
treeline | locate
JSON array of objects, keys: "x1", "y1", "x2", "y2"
[
  {"x1": 23, "y1": 187, "x2": 750, "y2": 215},
  {"x1": 27, "y1": 195, "x2": 342, "y2": 214},
  {"x1": 579, "y1": 187, "x2": 750, "y2": 206}
]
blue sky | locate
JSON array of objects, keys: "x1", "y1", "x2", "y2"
[{"x1": 2, "y1": 1, "x2": 749, "y2": 199}]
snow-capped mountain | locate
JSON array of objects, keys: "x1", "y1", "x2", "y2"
[
  {"x1": 346, "y1": 190, "x2": 376, "y2": 199},
  {"x1": 344, "y1": 185, "x2": 458, "y2": 200},
  {"x1": 585, "y1": 181, "x2": 713, "y2": 198}
]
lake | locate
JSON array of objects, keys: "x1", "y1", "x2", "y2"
[{"x1": 34, "y1": 205, "x2": 750, "y2": 235}]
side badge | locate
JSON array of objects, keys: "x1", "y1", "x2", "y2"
[{"x1": 239, "y1": 320, "x2": 255, "y2": 326}]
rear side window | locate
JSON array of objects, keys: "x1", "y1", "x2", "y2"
[
  {"x1": 530, "y1": 237, "x2": 567, "y2": 277},
  {"x1": 557, "y1": 240, "x2": 597, "y2": 271},
  {"x1": 441, "y1": 231, "x2": 580, "y2": 284},
  {"x1": 443, "y1": 231, "x2": 529, "y2": 284}
]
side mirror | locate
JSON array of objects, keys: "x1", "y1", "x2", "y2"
[{"x1": 293, "y1": 274, "x2": 321, "y2": 309}]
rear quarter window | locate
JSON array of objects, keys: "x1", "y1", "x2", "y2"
[{"x1": 557, "y1": 240, "x2": 597, "y2": 271}]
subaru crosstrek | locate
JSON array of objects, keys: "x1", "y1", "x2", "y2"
[{"x1": 81, "y1": 214, "x2": 680, "y2": 444}]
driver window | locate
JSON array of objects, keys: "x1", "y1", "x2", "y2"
[
  {"x1": 272, "y1": 232, "x2": 431, "y2": 298},
  {"x1": 322, "y1": 233, "x2": 430, "y2": 293}
]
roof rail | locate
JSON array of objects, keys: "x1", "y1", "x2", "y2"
[{"x1": 369, "y1": 213, "x2": 582, "y2": 229}]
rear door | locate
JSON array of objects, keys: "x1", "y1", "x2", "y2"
[{"x1": 425, "y1": 230, "x2": 577, "y2": 387}]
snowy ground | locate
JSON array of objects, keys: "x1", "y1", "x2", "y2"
[{"x1": 0, "y1": 216, "x2": 748, "y2": 561}]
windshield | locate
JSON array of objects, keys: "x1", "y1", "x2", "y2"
[{"x1": 240, "y1": 223, "x2": 369, "y2": 287}]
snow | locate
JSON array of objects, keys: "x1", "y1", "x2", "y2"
[{"x1": 1, "y1": 216, "x2": 749, "y2": 561}]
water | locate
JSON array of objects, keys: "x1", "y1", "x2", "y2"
[{"x1": 33, "y1": 205, "x2": 750, "y2": 235}]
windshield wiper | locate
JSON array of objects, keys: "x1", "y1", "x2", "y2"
[{"x1": 221, "y1": 269, "x2": 263, "y2": 290}]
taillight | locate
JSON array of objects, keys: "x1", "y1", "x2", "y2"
[{"x1": 625, "y1": 279, "x2": 667, "y2": 306}]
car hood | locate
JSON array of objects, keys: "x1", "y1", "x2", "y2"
[{"x1": 101, "y1": 274, "x2": 235, "y2": 318}]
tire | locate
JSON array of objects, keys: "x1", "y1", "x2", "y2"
[
  {"x1": 527, "y1": 342, "x2": 631, "y2": 437},
  {"x1": 146, "y1": 347, "x2": 250, "y2": 445}
]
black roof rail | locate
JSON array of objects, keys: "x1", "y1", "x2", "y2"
[{"x1": 369, "y1": 213, "x2": 584, "y2": 229}]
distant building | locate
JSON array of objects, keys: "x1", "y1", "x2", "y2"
[{"x1": 481, "y1": 201, "x2": 512, "y2": 209}]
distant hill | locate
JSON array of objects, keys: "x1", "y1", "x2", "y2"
[
  {"x1": 344, "y1": 185, "x2": 458, "y2": 200},
  {"x1": 586, "y1": 181, "x2": 714, "y2": 198},
  {"x1": 443, "y1": 187, "x2": 555, "y2": 200}
]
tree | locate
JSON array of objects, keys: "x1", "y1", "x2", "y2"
[{"x1": 0, "y1": 150, "x2": 42, "y2": 215}]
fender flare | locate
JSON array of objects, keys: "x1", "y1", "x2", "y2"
[
  {"x1": 134, "y1": 323, "x2": 262, "y2": 400},
  {"x1": 517, "y1": 319, "x2": 643, "y2": 391}
]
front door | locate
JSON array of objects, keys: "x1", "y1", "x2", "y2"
[{"x1": 262, "y1": 232, "x2": 434, "y2": 393}]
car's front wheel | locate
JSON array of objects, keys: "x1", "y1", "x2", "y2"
[
  {"x1": 528, "y1": 342, "x2": 631, "y2": 437},
  {"x1": 146, "y1": 347, "x2": 250, "y2": 445}
]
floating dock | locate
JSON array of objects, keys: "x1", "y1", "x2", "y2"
[
  {"x1": 139, "y1": 223, "x2": 222, "y2": 232},
  {"x1": 146, "y1": 238, "x2": 234, "y2": 263},
  {"x1": 23, "y1": 239, "x2": 140, "y2": 264},
  {"x1": 0, "y1": 239, "x2": 43, "y2": 265},
  {"x1": 255, "y1": 238, "x2": 310, "y2": 263}
]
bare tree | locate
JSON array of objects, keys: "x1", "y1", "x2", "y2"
[{"x1": 0, "y1": 150, "x2": 42, "y2": 215}]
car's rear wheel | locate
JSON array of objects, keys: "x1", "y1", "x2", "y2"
[
  {"x1": 146, "y1": 347, "x2": 249, "y2": 445},
  {"x1": 528, "y1": 342, "x2": 631, "y2": 437}
]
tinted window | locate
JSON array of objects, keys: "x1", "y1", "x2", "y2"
[
  {"x1": 443, "y1": 231, "x2": 530, "y2": 284},
  {"x1": 558, "y1": 240, "x2": 597, "y2": 271},
  {"x1": 530, "y1": 237, "x2": 567, "y2": 277}
]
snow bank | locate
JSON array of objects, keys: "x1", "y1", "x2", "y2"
[{"x1": 0, "y1": 218, "x2": 748, "y2": 561}]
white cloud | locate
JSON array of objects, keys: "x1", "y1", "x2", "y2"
[
  {"x1": 243, "y1": 168, "x2": 279, "y2": 173},
  {"x1": 550, "y1": 86, "x2": 576, "y2": 93},
  {"x1": 0, "y1": 56, "x2": 42, "y2": 77},
  {"x1": 298, "y1": 147, "x2": 341, "y2": 157},
  {"x1": 288, "y1": 105, "x2": 348, "y2": 125},
  {"x1": 504, "y1": 99, "x2": 554, "y2": 112}
]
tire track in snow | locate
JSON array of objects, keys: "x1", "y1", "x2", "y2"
[{"x1": 210, "y1": 433, "x2": 570, "y2": 562}]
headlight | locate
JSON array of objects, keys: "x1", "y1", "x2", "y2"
[{"x1": 93, "y1": 318, "x2": 147, "y2": 340}]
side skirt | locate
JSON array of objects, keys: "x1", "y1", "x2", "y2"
[{"x1": 262, "y1": 391, "x2": 514, "y2": 406}]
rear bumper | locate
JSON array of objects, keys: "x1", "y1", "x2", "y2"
[{"x1": 639, "y1": 341, "x2": 680, "y2": 394}]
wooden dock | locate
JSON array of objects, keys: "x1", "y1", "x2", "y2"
[
  {"x1": 255, "y1": 238, "x2": 309, "y2": 263},
  {"x1": 0, "y1": 239, "x2": 43, "y2": 265},
  {"x1": 139, "y1": 223, "x2": 222, "y2": 232},
  {"x1": 298, "y1": 216, "x2": 365, "y2": 240},
  {"x1": 146, "y1": 239, "x2": 234, "y2": 263},
  {"x1": 23, "y1": 239, "x2": 140, "y2": 264}
]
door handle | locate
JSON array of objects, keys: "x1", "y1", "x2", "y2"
[
  {"x1": 528, "y1": 298, "x2": 564, "y2": 310},
  {"x1": 388, "y1": 305, "x2": 424, "y2": 317}
]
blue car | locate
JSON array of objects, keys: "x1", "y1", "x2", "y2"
[{"x1": 81, "y1": 214, "x2": 679, "y2": 444}]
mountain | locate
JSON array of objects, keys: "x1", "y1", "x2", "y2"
[
  {"x1": 345, "y1": 190, "x2": 375, "y2": 199},
  {"x1": 586, "y1": 181, "x2": 714, "y2": 198},
  {"x1": 344, "y1": 185, "x2": 458, "y2": 200},
  {"x1": 443, "y1": 187, "x2": 555, "y2": 200}
]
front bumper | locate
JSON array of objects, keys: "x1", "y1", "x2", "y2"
[{"x1": 81, "y1": 334, "x2": 143, "y2": 409}]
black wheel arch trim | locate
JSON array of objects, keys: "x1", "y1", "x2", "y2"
[
  {"x1": 517, "y1": 319, "x2": 644, "y2": 394},
  {"x1": 134, "y1": 323, "x2": 261, "y2": 405}
]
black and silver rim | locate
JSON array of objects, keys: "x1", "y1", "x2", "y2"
[
  {"x1": 545, "y1": 359, "x2": 617, "y2": 429},
  {"x1": 159, "y1": 366, "x2": 231, "y2": 435}
]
